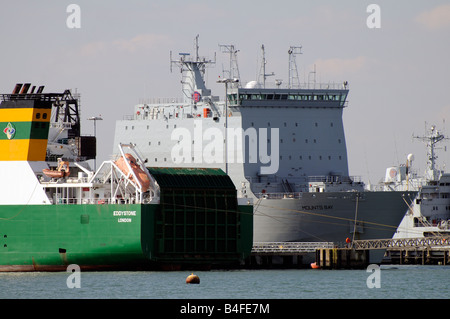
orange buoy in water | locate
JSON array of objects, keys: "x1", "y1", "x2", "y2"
[{"x1": 186, "y1": 273, "x2": 200, "y2": 284}]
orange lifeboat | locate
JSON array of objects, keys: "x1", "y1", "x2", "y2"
[
  {"x1": 310, "y1": 262, "x2": 320, "y2": 269},
  {"x1": 114, "y1": 153, "x2": 150, "y2": 192},
  {"x1": 42, "y1": 160, "x2": 70, "y2": 178}
]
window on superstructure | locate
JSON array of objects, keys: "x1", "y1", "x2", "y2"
[
  {"x1": 36, "y1": 113, "x2": 41, "y2": 119},
  {"x1": 280, "y1": 139, "x2": 283, "y2": 143},
  {"x1": 284, "y1": 122, "x2": 287, "y2": 127},
  {"x1": 155, "y1": 158, "x2": 157, "y2": 162},
  {"x1": 315, "y1": 122, "x2": 318, "y2": 127},
  {"x1": 158, "y1": 141, "x2": 161, "y2": 145},
  {"x1": 132, "y1": 126, "x2": 134, "y2": 130},
  {"x1": 251, "y1": 122, "x2": 254, "y2": 127},
  {"x1": 330, "y1": 122, "x2": 334, "y2": 127}
]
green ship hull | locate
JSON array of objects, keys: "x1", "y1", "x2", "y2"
[
  {"x1": 0, "y1": 86, "x2": 253, "y2": 272},
  {"x1": 0, "y1": 202, "x2": 253, "y2": 271}
]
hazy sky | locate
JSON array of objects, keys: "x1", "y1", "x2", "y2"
[{"x1": 1, "y1": 1, "x2": 450, "y2": 184}]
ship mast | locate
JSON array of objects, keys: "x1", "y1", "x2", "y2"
[
  {"x1": 170, "y1": 35, "x2": 216, "y2": 104},
  {"x1": 288, "y1": 46, "x2": 302, "y2": 89},
  {"x1": 413, "y1": 124, "x2": 448, "y2": 182},
  {"x1": 258, "y1": 45, "x2": 274, "y2": 88},
  {"x1": 219, "y1": 44, "x2": 241, "y2": 88}
]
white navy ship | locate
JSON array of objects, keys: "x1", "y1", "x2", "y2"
[
  {"x1": 112, "y1": 37, "x2": 416, "y2": 243},
  {"x1": 386, "y1": 124, "x2": 450, "y2": 239}
]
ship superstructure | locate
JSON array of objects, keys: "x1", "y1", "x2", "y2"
[{"x1": 113, "y1": 38, "x2": 416, "y2": 245}]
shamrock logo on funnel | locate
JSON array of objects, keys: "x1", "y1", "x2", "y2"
[{"x1": 3, "y1": 122, "x2": 16, "y2": 139}]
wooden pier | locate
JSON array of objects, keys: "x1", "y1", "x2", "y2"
[
  {"x1": 247, "y1": 236, "x2": 450, "y2": 269},
  {"x1": 246, "y1": 242, "x2": 334, "y2": 269}
]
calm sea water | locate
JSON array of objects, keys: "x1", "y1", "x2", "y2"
[{"x1": 0, "y1": 265, "x2": 449, "y2": 300}]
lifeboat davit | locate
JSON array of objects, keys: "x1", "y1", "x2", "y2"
[
  {"x1": 114, "y1": 153, "x2": 150, "y2": 192},
  {"x1": 42, "y1": 160, "x2": 70, "y2": 178}
]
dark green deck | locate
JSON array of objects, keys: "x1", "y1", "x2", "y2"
[{"x1": 144, "y1": 167, "x2": 253, "y2": 265}]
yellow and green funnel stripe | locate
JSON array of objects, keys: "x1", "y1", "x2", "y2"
[{"x1": 0, "y1": 103, "x2": 51, "y2": 161}]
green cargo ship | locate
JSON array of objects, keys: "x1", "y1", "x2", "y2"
[{"x1": 0, "y1": 84, "x2": 253, "y2": 271}]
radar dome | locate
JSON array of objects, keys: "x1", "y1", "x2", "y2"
[
  {"x1": 244, "y1": 81, "x2": 260, "y2": 89},
  {"x1": 407, "y1": 153, "x2": 414, "y2": 162}
]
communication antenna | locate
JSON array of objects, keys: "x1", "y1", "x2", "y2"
[{"x1": 288, "y1": 46, "x2": 302, "y2": 89}]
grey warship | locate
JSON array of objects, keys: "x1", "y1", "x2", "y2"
[{"x1": 112, "y1": 37, "x2": 416, "y2": 244}]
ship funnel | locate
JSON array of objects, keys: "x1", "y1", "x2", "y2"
[
  {"x1": 12, "y1": 83, "x2": 23, "y2": 94},
  {"x1": 20, "y1": 83, "x2": 31, "y2": 94},
  {"x1": 0, "y1": 84, "x2": 53, "y2": 161}
]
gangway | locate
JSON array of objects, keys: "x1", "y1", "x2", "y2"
[{"x1": 350, "y1": 236, "x2": 450, "y2": 250}]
